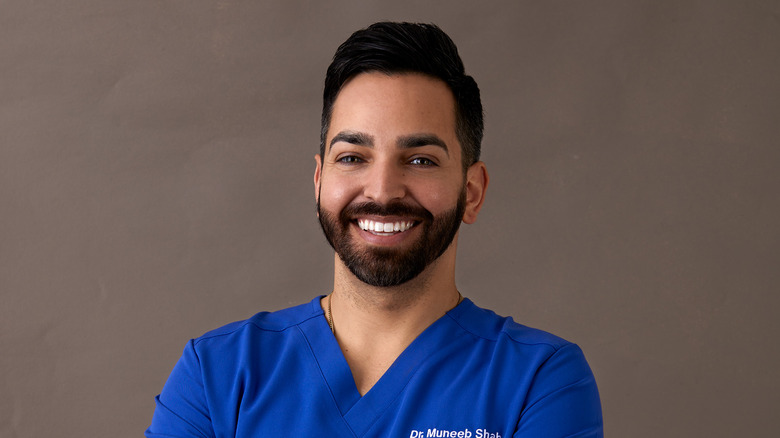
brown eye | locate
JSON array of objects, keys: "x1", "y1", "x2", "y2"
[
  {"x1": 410, "y1": 157, "x2": 436, "y2": 166},
  {"x1": 338, "y1": 155, "x2": 363, "y2": 164}
]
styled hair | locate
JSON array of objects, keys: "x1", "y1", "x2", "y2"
[{"x1": 320, "y1": 22, "x2": 483, "y2": 170}]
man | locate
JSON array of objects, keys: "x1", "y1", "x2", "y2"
[{"x1": 147, "y1": 22, "x2": 602, "y2": 437}]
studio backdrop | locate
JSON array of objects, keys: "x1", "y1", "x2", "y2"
[{"x1": 1, "y1": 1, "x2": 778, "y2": 437}]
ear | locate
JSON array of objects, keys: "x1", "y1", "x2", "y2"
[
  {"x1": 314, "y1": 154, "x2": 323, "y2": 206},
  {"x1": 462, "y1": 161, "x2": 489, "y2": 224}
]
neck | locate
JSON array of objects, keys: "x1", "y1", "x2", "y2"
[
  {"x1": 331, "y1": 270, "x2": 460, "y2": 336},
  {"x1": 323, "y1": 245, "x2": 462, "y2": 395},
  {"x1": 330, "y1": 240, "x2": 460, "y2": 326}
]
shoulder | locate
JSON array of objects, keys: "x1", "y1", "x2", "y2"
[
  {"x1": 191, "y1": 297, "x2": 324, "y2": 348},
  {"x1": 446, "y1": 298, "x2": 595, "y2": 378},
  {"x1": 450, "y1": 299, "x2": 572, "y2": 350},
  {"x1": 448, "y1": 299, "x2": 602, "y2": 433}
]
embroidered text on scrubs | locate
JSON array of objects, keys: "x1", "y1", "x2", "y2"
[{"x1": 408, "y1": 428, "x2": 501, "y2": 438}]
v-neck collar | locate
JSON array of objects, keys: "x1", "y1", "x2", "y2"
[{"x1": 298, "y1": 296, "x2": 470, "y2": 437}]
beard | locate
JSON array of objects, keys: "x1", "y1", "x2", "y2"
[{"x1": 317, "y1": 191, "x2": 466, "y2": 288}]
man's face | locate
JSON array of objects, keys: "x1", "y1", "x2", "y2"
[{"x1": 315, "y1": 72, "x2": 468, "y2": 287}]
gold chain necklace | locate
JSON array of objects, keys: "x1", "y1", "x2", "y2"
[{"x1": 326, "y1": 294, "x2": 335, "y2": 333}]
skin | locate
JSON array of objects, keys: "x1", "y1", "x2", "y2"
[{"x1": 314, "y1": 72, "x2": 489, "y2": 395}]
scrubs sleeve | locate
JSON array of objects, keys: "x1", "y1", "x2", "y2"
[
  {"x1": 146, "y1": 340, "x2": 215, "y2": 438},
  {"x1": 514, "y1": 343, "x2": 603, "y2": 438}
]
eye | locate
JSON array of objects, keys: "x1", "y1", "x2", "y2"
[
  {"x1": 409, "y1": 157, "x2": 437, "y2": 166},
  {"x1": 337, "y1": 155, "x2": 364, "y2": 164}
]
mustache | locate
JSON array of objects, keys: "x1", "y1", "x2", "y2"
[{"x1": 340, "y1": 201, "x2": 433, "y2": 221}]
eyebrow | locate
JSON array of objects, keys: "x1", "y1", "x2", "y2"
[
  {"x1": 397, "y1": 134, "x2": 449, "y2": 157},
  {"x1": 329, "y1": 131, "x2": 374, "y2": 150},
  {"x1": 329, "y1": 131, "x2": 449, "y2": 157}
]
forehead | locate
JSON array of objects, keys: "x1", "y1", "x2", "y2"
[{"x1": 326, "y1": 72, "x2": 459, "y2": 152}]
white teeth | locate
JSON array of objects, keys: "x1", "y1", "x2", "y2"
[{"x1": 357, "y1": 219, "x2": 415, "y2": 234}]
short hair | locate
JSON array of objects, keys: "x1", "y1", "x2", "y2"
[{"x1": 321, "y1": 22, "x2": 483, "y2": 170}]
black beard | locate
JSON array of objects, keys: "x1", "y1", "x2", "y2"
[{"x1": 317, "y1": 192, "x2": 466, "y2": 287}]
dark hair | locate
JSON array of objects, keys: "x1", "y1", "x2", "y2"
[{"x1": 321, "y1": 22, "x2": 483, "y2": 170}]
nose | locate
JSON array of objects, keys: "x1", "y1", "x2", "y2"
[{"x1": 362, "y1": 159, "x2": 407, "y2": 205}]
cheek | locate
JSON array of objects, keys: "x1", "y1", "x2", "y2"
[
  {"x1": 411, "y1": 180, "x2": 463, "y2": 213},
  {"x1": 319, "y1": 174, "x2": 358, "y2": 210}
]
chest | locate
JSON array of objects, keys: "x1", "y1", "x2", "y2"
[{"x1": 201, "y1": 319, "x2": 527, "y2": 438}]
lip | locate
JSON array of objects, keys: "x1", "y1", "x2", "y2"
[{"x1": 356, "y1": 215, "x2": 420, "y2": 222}]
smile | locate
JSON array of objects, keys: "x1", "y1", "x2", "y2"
[{"x1": 357, "y1": 219, "x2": 416, "y2": 235}]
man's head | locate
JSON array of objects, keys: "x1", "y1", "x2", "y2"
[
  {"x1": 315, "y1": 23, "x2": 488, "y2": 288},
  {"x1": 320, "y1": 22, "x2": 483, "y2": 172}
]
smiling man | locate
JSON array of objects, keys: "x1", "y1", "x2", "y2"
[{"x1": 147, "y1": 22, "x2": 603, "y2": 438}]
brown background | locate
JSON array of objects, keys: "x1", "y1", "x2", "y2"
[{"x1": 1, "y1": 1, "x2": 778, "y2": 437}]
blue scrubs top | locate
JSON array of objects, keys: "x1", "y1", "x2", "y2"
[{"x1": 147, "y1": 297, "x2": 602, "y2": 437}]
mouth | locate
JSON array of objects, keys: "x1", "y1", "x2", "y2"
[{"x1": 356, "y1": 218, "x2": 417, "y2": 236}]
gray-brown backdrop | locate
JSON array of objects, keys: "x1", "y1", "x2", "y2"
[{"x1": 2, "y1": 1, "x2": 778, "y2": 437}]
